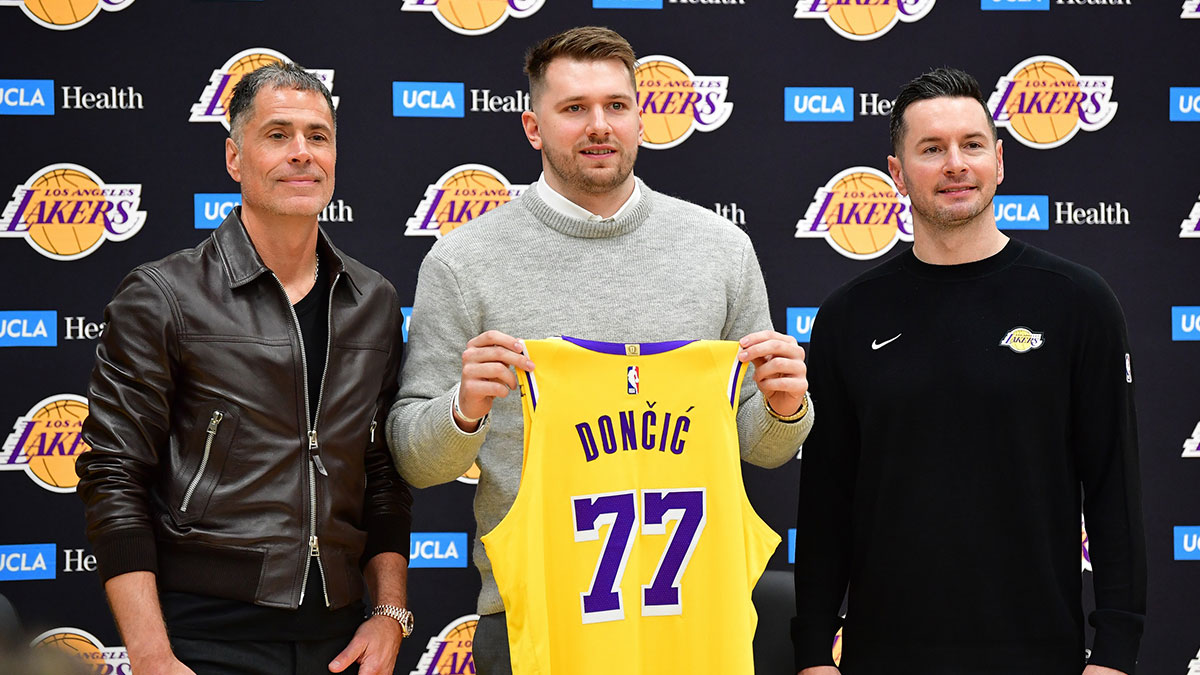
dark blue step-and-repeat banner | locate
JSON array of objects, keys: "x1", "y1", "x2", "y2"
[{"x1": 1, "y1": 1, "x2": 1198, "y2": 673}]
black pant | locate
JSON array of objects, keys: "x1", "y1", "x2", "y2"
[
  {"x1": 472, "y1": 612, "x2": 512, "y2": 675},
  {"x1": 170, "y1": 634, "x2": 359, "y2": 675}
]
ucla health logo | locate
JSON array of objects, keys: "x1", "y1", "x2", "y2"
[
  {"x1": 1184, "y1": 1, "x2": 1200, "y2": 18},
  {"x1": 787, "y1": 307, "x2": 818, "y2": 343},
  {"x1": 0, "y1": 79, "x2": 54, "y2": 115},
  {"x1": 401, "y1": 306, "x2": 412, "y2": 343},
  {"x1": 191, "y1": 49, "x2": 336, "y2": 130},
  {"x1": 0, "y1": 543, "x2": 55, "y2": 581},
  {"x1": 796, "y1": 166, "x2": 912, "y2": 260},
  {"x1": 2, "y1": 164, "x2": 145, "y2": 261},
  {"x1": 794, "y1": 0, "x2": 936, "y2": 41},
  {"x1": 194, "y1": 193, "x2": 353, "y2": 228},
  {"x1": 994, "y1": 195, "x2": 1050, "y2": 230},
  {"x1": 410, "y1": 614, "x2": 478, "y2": 675},
  {"x1": 410, "y1": 532, "x2": 468, "y2": 568},
  {"x1": 32, "y1": 627, "x2": 128, "y2": 672},
  {"x1": 2, "y1": 395, "x2": 92, "y2": 493},
  {"x1": 401, "y1": 0, "x2": 543, "y2": 36},
  {"x1": 1170, "y1": 88, "x2": 1200, "y2": 121},
  {"x1": 0, "y1": 311, "x2": 56, "y2": 347},
  {"x1": 393, "y1": 82, "x2": 465, "y2": 118},
  {"x1": 1176, "y1": 526, "x2": 1200, "y2": 560},
  {"x1": 785, "y1": 88, "x2": 853, "y2": 122},
  {"x1": 407, "y1": 164, "x2": 528, "y2": 238},
  {"x1": 1173, "y1": 306, "x2": 1200, "y2": 341},
  {"x1": 636, "y1": 55, "x2": 733, "y2": 149},
  {"x1": 595, "y1": 0, "x2": 661, "y2": 6},
  {"x1": 0, "y1": 0, "x2": 134, "y2": 30},
  {"x1": 989, "y1": 56, "x2": 1117, "y2": 150},
  {"x1": 981, "y1": 0, "x2": 1047, "y2": 9}
]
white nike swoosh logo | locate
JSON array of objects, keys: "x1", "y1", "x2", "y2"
[{"x1": 871, "y1": 334, "x2": 902, "y2": 350}]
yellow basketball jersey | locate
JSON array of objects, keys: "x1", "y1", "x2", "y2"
[{"x1": 481, "y1": 337, "x2": 780, "y2": 674}]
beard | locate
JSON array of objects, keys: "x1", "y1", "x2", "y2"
[
  {"x1": 906, "y1": 181, "x2": 997, "y2": 231},
  {"x1": 543, "y1": 138, "x2": 637, "y2": 196}
]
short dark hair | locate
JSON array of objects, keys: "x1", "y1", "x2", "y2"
[
  {"x1": 227, "y1": 61, "x2": 336, "y2": 146},
  {"x1": 889, "y1": 67, "x2": 996, "y2": 154},
  {"x1": 524, "y1": 26, "x2": 637, "y2": 106}
]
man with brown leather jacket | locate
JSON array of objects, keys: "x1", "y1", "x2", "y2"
[{"x1": 76, "y1": 63, "x2": 413, "y2": 675}]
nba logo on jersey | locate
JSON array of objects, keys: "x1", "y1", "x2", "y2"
[{"x1": 627, "y1": 366, "x2": 640, "y2": 394}]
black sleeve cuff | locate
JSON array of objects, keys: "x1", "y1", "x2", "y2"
[
  {"x1": 792, "y1": 616, "x2": 841, "y2": 671},
  {"x1": 1088, "y1": 609, "x2": 1144, "y2": 674},
  {"x1": 360, "y1": 512, "x2": 412, "y2": 568},
  {"x1": 93, "y1": 528, "x2": 158, "y2": 581}
]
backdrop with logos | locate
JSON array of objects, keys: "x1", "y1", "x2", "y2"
[{"x1": 1, "y1": 1, "x2": 1197, "y2": 673}]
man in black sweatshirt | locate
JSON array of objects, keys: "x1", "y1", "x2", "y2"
[{"x1": 791, "y1": 68, "x2": 1146, "y2": 675}]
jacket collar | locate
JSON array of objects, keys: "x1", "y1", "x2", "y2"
[{"x1": 212, "y1": 207, "x2": 361, "y2": 293}]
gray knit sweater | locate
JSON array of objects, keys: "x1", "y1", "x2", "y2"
[{"x1": 387, "y1": 180, "x2": 812, "y2": 615}]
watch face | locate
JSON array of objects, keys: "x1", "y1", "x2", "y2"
[{"x1": 402, "y1": 613, "x2": 414, "y2": 636}]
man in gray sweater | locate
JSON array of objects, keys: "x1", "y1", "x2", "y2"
[{"x1": 387, "y1": 26, "x2": 811, "y2": 674}]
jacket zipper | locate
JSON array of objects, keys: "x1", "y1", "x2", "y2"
[
  {"x1": 274, "y1": 268, "x2": 341, "y2": 608},
  {"x1": 180, "y1": 410, "x2": 224, "y2": 512}
]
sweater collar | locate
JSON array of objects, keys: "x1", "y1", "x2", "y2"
[
  {"x1": 535, "y1": 173, "x2": 643, "y2": 223},
  {"x1": 520, "y1": 179, "x2": 652, "y2": 239}
]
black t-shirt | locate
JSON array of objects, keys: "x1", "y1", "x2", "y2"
[{"x1": 162, "y1": 268, "x2": 365, "y2": 641}]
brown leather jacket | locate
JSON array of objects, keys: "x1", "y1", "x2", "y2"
[{"x1": 77, "y1": 211, "x2": 412, "y2": 610}]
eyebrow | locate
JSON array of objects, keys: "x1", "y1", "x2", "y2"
[
  {"x1": 553, "y1": 93, "x2": 635, "y2": 106},
  {"x1": 263, "y1": 119, "x2": 333, "y2": 133},
  {"x1": 913, "y1": 131, "x2": 989, "y2": 146}
]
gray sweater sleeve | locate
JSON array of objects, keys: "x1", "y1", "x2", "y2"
[
  {"x1": 387, "y1": 252, "x2": 490, "y2": 488},
  {"x1": 726, "y1": 237, "x2": 814, "y2": 469}
]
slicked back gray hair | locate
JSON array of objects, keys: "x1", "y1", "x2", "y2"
[{"x1": 228, "y1": 61, "x2": 336, "y2": 146}]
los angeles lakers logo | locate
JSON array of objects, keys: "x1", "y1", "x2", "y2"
[
  {"x1": 1182, "y1": 193, "x2": 1200, "y2": 238},
  {"x1": 0, "y1": 0, "x2": 134, "y2": 30},
  {"x1": 635, "y1": 55, "x2": 733, "y2": 150},
  {"x1": 406, "y1": 164, "x2": 528, "y2": 238},
  {"x1": 32, "y1": 627, "x2": 129, "y2": 671},
  {"x1": 793, "y1": 0, "x2": 936, "y2": 41},
  {"x1": 1081, "y1": 515, "x2": 1092, "y2": 573},
  {"x1": 410, "y1": 614, "x2": 478, "y2": 674},
  {"x1": 190, "y1": 48, "x2": 337, "y2": 130},
  {"x1": 999, "y1": 327, "x2": 1044, "y2": 353},
  {"x1": 1183, "y1": 1, "x2": 1200, "y2": 18},
  {"x1": 989, "y1": 56, "x2": 1117, "y2": 150},
  {"x1": 2, "y1": 164, "x2": 145, "y2": 261},
  {"x1": 796, "y1": 167, "x2": 912, "y2": 260},
  {"x1": 1, "y1": 395, "x2": 92, "y2": 493},
  {"x1": 401, "y1": 0, "x2": 544, "y2": 36},
  {"x1": 833, "y1": 626, "x2": 843, "y2": 665}
]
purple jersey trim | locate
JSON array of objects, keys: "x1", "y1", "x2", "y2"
[
  {"x1": 524, "y1": 370, "x2": 537, "y2": 410},
  {"x1": 729, "y1": 361, "x2": 743, "y2": 408},
  {"x1": 561, "y1": 336, "x2": 696, "y2": 355}
]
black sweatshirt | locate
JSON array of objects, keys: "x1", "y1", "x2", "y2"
[{"x1": 792, "y1": 240, "x2": 1146, "y2": 675}]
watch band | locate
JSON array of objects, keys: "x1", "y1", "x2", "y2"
[
  {"x1": 765, "y1": 392, "x2": 809, "y2": 422},
  {"x1": 371, "y1": 604, "x2": 414, "y2": 637}
]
